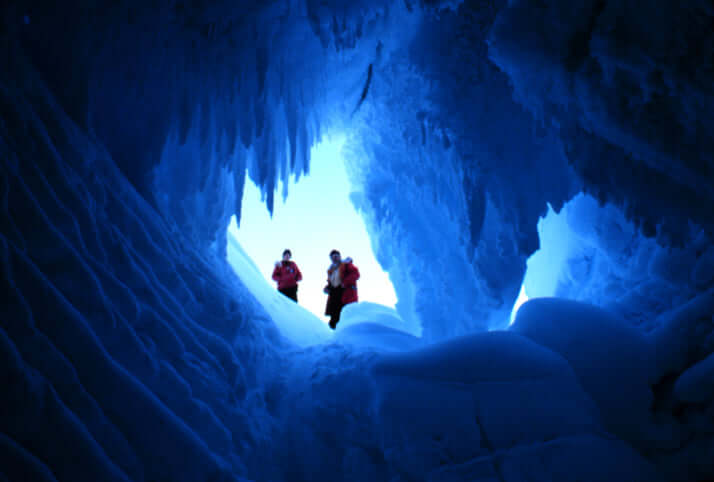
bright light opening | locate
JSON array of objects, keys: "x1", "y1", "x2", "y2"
[
  {"x1": 228, "y1": 135, "x2": 397, "y2": 323},
  {"x1": 509, "y1": 283, "x2": 529, "y2": 326}
]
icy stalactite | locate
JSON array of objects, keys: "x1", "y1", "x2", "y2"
[
  {"x1": 137, "y1": 0, "x2": 414, "y2": 248},
  {"x1": 22, "y1": 0, "x2": 407, "y2": 250}
]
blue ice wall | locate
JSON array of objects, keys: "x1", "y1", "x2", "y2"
[
  {"x1": 1, "y1": 44, "x2": 288, "y2": 480},
  {"x1": 345, "y1": 4, "x2": 581, "y2": 336},
  {"x1": 2, "y1": 0, "x2": 714, "y2": 480},
  {"x1": 489, "y1": 0, "x2": 714, "y2": 240}
]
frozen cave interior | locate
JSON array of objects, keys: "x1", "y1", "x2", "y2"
[{"x1": 1, "y1": 1, "x2": 714, "y2": 482}]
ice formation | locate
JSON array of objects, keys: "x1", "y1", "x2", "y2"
[{"x1": 2, "y1": 0, "x2": 713, "y2": 481}]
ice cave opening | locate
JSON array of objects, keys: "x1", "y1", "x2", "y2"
[
  {"x1": 224, "y1": 134, "x2": 407, "y2": 346},
  {"x1": 3, "y1": 1, "x2": 714, "y2": 481}
]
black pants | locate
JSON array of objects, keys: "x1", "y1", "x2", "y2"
[
  {"x1": 325, "y1": 286, "x2": 344, "y2": 329},
  {"x1": 279, "y1": 286, "x2": 298, "y2": 302}
]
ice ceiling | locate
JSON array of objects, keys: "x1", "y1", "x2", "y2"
[{"x1": 2, "y1": 0, "x2": 713, "y2": 480}]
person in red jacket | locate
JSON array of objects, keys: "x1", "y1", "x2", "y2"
[
  {"x1": 323, "y1": 249, "x2": 360, "y2": 329},
  {"x1": 272, "y1": 249, "x2": 302, "y2": 302}
]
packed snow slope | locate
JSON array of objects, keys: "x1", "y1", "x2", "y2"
[{"x1": 2, "y1": 0, "x2": 713, "y2": 481}]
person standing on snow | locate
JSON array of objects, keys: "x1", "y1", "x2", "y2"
[
  {"x1": 272, "y1": 249, "x2": 302, "y2": 302},
  {"x1": 323, "y1": 249, "x2": 360, "y2": 329}
]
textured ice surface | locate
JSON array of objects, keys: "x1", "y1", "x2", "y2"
[
  {"x1": 521, "y1": 194, "x2": 707, "y2": 332},
  {"x1": 342, "y1": 11, "x2": 579, "y2": 337},
  {"x1": 372, "y1": 331, "x2": 662, "y2": 481},
  {"x1": 3, "y1": 0, "x2": 714, "y2": 481},
  {"x1": 1, "y1": 48, "x2": 284, "y2": 481},
  {"x1": 489, "y1": 0, "x2": 714, "y2": 239}
]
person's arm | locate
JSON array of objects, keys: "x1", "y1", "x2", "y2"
[
  {"x1": 342, "y1": 264, "x2": 360, "y2": 286},
  {"x1": 324, "y1": 267, "x2": 332, "y2": 293},
  {"x1": 272, "y1": 263, "x2": 281, "y2": 281},
  {"x1": 294, "y1": 263, "x2": 303, "y2": 282}
]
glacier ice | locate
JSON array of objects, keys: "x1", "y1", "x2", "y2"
[{"x1": 2, "y1": 0, "x2": 714, "y2": 481}]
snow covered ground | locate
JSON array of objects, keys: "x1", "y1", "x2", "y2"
[
  {"x1": 333, "y1": 302, "x2": 423, "y2": 352},
  {"x1": 226, "y1": 231, "x2": 331, "y2": 347},
  {"x1": 260, "y1": 320, "x2": 664, "y2": 481}
]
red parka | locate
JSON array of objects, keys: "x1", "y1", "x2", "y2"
[
  {"x1": 339, "y1": 259, "x2": 360, "y2": 304},
  {"x1": 272, "y1": 261, "x2": 302, "y2": 290}
]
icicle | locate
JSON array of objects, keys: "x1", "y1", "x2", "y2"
[
  {"x1": 240, "y1": 96, "x2": 254, "y2": 149},
  {"x1": 255, "y1": 44, "x2": 269, "y2": 97},
  {"x1": 266, "y1": 185, "x2": 275, "y2": 215},
  {"x1": 286, "y1": 96, "x2": 298, "y2": 170},
  {"x1": 254, "y1": 95, "x2": 265, "y2": 140},
  {"x1": 233, "y1": 165, "x2": 247, "y2": 226},
  {"x1": 297, "y1": 122, "x2": 309, "y2": 176},
  {"x1": 224, "y1": 106, "x2": 238, "y2": 156}
]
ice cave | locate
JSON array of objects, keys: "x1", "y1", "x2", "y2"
[{"x1": 1, "y1": 1, "x2": 713, "y2": 481}]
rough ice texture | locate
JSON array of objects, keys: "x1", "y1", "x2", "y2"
[
  {"x1": 522, "y1": 193, "x2": 710, "y2": 332},
  {"x1": 344, "y1": 3, "x2": 580, "y2": 337},
  {"x1": 2, "y1": 0, "x2": 714, "y2": 480},
  {"x1": 1, "y1": 45, "x2": 284, "y2": 481},
  {"x1": 645, "y1": 290, "x2": 714, "y2": 482},
  {"x1": 488, "y1": 0, "x2": 714, "y2": 240},
  {"x1": 512, "y1": 296, "x2": 714, "y2": 482},
  {"x1": 246, "y1": 330, "x2": 663, "y2": 481},
  {"x1": 371, "y1": 331, "x2": 662, "y2": 481}
]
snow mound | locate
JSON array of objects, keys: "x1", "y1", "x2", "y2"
[
  {"x1": 511, "y1": 297, "x2": 656, "y2": 444},
  {"x1": 332, "y1": 302, "x2": 421, "y2": 352},
  {"x1": 650, "y1": 289, "x2": 714, "y2": 379},
  {"x1": 370, "y1": 331, "x2": 661, "y2": 480},
  {"x1": 674, "y1": 352, "x2": 714, "y2": 403},
  {"x1": 339, "y1": 302, "x2": 413, "y2": 332},
  {"x1": 335, "y1": 323, "x2": 422, "y2": 352}
]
